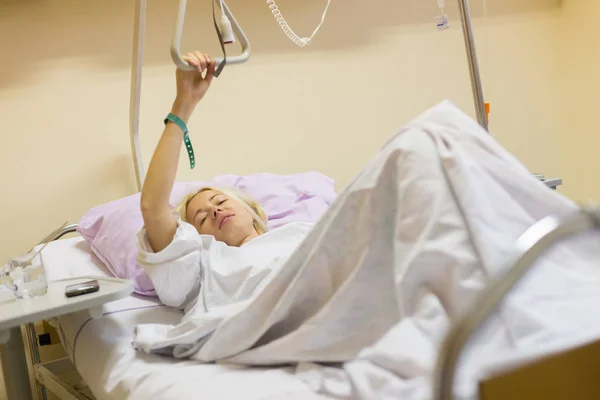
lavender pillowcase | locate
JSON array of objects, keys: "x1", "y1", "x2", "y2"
[{"x1": 77, "y1": 172, "x2": 337, "y2": 296}]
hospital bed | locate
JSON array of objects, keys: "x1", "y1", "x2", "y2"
[
  {"x1": 16, "y1": 192, "x2": 600, "y2": 400},
  {"x1": 2, "y1": 0, "x2": 587, "y2": 399}
]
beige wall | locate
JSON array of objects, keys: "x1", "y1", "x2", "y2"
[
  {"x1": 0, "y1": 0, "x2": 598, "y2": 397},
  {"x1": 0, "y1": 0, "x2": 593, "y2": 264},
  {"x1": 557, "y1": 0, "x2": 600, "y2": 202}
]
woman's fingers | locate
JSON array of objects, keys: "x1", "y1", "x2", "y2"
[
  {"x1": 205, "y1": 60, "x2": 216, "y2": 83},
  {"x1": 191, "y1": 52, "x2": 203, "y2": 73},
  {"x1": 194, "y1": 51, "x2": 208, "y2": 73},
  {"x1": 182, "y1": 51, "x2": 214, "y2": 78},
  {"x1": 184, "y1": 52, "x2": 198, "y2": 68}
]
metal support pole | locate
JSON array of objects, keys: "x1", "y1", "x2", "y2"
[
  {"x1": 130, "y1": 0, "x2": 147, "y2": 192},
  {"x1": 457, "y1": 0, "x2": 488, "y2": 131}
]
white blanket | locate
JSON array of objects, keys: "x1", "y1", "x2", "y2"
[{"x1": 134, "y1": 101, "x2": 600, "y2": 399}]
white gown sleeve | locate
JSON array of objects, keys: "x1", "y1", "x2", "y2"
[{"x1": 136, "y1": 217, "x2": 205, "y2": 310}]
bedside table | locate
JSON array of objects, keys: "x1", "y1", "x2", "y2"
[{"x1": 0, "y1": 277, "x2": 134, "y2": 400}]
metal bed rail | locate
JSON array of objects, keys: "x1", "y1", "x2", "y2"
[{"x1": 432, "y1": 207, "x2": 600, "y2": 400}]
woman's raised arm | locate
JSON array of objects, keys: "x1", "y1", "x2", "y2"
[{"x1": 140, "y1": 51, "x2": 216, "y2": 253}]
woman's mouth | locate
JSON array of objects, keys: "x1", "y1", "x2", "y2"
[{"x1": 219, "y1": 214, "x2": 234, "y2": 230}]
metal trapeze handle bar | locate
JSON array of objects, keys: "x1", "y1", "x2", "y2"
[{"x1": 171, "y1": 0, "x2": 251, "y2": 71}]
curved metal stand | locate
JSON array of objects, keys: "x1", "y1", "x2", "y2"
[{"x1": 432, "y1": 207, "x2": 600, "y2": 400}]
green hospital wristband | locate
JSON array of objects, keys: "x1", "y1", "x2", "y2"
[{"x1": 164, "y1": 113, "x2": 195, "y2": 169}]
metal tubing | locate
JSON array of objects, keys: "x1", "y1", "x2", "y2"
[
  {"x1": 130, "y1": 0, "x2": 147, "y2": 192},
  {"x1": 30, "y1": 224, "x2": 78, "y2": 252},
  {"x1": 457, "y1": 0, "x2": 488, "y2": 131},
  {"x1": 171, "y1": 0, "x2": 251, "y2": 71},
  {"x1": 38, "y1": 225, "x2": 78, "y2": 244},
  {"x1": 432, "y1": 208, "x2": 600, "y2": 400}
]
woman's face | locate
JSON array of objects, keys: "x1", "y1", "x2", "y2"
[{"x1": 185, "y1": 189, "x2": 258, "y2": 246}]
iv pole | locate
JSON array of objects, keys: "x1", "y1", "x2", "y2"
[{"x1": 457, "y1": 0, "x2": 488, "y2": 131}]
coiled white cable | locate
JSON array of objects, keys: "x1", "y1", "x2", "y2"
[{"x1": 266, "y1": 0, "x2": 332, "y2": 47}]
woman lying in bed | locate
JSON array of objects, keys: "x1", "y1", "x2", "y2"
[{"x1": 138, "y1": 50, "x2": 313, "y2": 312}]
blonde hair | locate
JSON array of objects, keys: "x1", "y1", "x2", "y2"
[{"x1": 176, "y1": 186, "x2": 268, "y2": 235}]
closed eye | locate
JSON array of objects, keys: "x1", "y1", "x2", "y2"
[
  {"x1": 194, "y1": 196, "x2": 227, "y2": 226},
  {"x1": 193, "y1": 212, "x2": 207, "y2": 226}
]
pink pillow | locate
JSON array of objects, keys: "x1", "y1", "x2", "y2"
[{"x1": 77, "y1": 172, "x2": 336, "y2": 296}]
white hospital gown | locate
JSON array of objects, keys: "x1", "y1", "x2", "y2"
[{"x1": 136, "y1": 218, "x2": 314, "y2": 314}]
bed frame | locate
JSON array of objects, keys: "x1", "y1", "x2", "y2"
[{"x1": 15, "y1": 0, "x2": 577, "y2": 399}]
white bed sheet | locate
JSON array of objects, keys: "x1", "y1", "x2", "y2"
[{"x1": 41, "y1": 237, "x2": 326, "y2": 400}]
